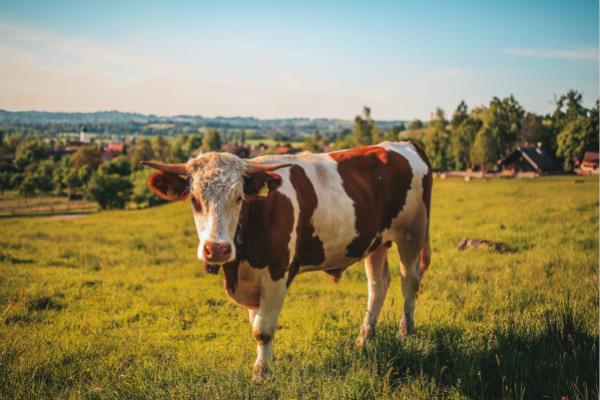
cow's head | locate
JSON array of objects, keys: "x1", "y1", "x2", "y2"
[{"x1": 142, "y1": 153, "x2": 290, "y2": 264}]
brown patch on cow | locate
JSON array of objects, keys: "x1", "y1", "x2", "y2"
[
  {"x1": 223, "y1": 260, "x2": 240, "y2": 295},
  {"x1": 147, "y1": 171, "x2": 189, "y2": 201},
  {"x1": 287, "y1": 165, "x2": 325, "y2": 284},
  {"x1": 330, "y1": 146, "x2": 413, "y2": 258},
  {"x1": 236, "y1": 190, "x2": 295, "y2": 281},
  {"x1": 252, "y1": 330, "x2": 273, "y2": 344}
]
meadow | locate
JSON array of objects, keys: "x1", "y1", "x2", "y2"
[{"x1": 0, "y1": 176, "x2": 597, "y2": 399}]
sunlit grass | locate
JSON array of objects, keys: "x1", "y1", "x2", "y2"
[{"x1": 0, "y1": 176, "x2": 597, "y2": 399}]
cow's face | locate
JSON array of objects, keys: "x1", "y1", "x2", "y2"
[
  {"x1": 188, "y1": 153, "x2": 245, "y2": 263},
  {"x1": 142, "y1": 153, "x2": 289, "y2": 265}
]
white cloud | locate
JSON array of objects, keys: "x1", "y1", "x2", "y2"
[{"x1": 503, "y1": 46, "x2": 599, "y2": 61}]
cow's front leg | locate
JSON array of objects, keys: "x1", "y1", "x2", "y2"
[{"x1": 250, "y1": 274, "x2": 287, "y2": 384}]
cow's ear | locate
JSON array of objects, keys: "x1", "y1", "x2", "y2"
[
  {"x1": 147, "y1": 171, "x2": 190, "y2": 201},
  {"x1": 243, "y1": 171, "x2": 282, "y2": 198}
]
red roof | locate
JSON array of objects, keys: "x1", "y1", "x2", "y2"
[
  {"x1": 582, "y1": 151, "x2": 599, "y2": 168},
  {"x1": 275, "y1": 146, "x2": 297, "y2": 154},
  {"x1": 106, "y1": 143, "x2": 125, "y2": 153}
]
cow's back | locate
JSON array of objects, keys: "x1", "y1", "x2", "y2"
[{"x1": 252, "y1": 141, "x2": 431, "y2": 276}]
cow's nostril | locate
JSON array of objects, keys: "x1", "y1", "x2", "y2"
[
  {"x1": 203, "y1": 243, "x2": 212, "y2": 257},
  {"x1": 223, "y1": 245, "x2": 231, "y2": 255}
]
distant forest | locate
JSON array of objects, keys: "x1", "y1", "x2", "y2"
[{"x1": 0, "y1": 109, "x2": 405, "y2": 143}]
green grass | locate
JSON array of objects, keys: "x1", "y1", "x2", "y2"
[
  {"x1": 0, "y1": 192, "x2": 97, "y2": 217},
  {"x1": 0, "y1": 176, "x2": 597, "y2": 399}
]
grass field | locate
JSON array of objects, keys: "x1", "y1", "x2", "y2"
[
  {"x1": 0, "y1": 177, "x2": 597, "y2": 399},
  {"x1": 0, "y1": 192, "x2": 97, "y2": 218}
]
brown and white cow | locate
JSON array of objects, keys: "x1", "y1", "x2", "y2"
[{"x1": 142, "y1": 141, "x2": 432, "y2": 382}]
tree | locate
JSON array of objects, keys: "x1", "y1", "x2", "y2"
[
  {"x1": 130, "y1": 138, "x2": 155, "y2": 170},
  {"x1": 408, "y1": 119, "x2": 424, "y2": 130},
  {"x1": 99, "y1": 156, "x2": 131, "y2": 177},
  {"x1": 383, "y1": 123, "x2": 405, "y2": 141},
  {"x1": 184, "y1": 134, "x2": 203, "y2": 156},
  {"x1": 552, "y1": 90, "x2": 587, "y2": 131},
  {"x1": 521, "y1": 112, "x2": 547, "y2": 146},
  {"x1": 19, "y1": 159, "x2": 56, "y2": 195},
  {"x1": 15, "y1": 136, "x2": 50, "y2": 170},
  {"x1": 0, "y1": 171, "x2": 10, "y2": 195},
  {"x1": 423, "y1": 108, "x2": 450, "y2": 171},
  {"x1": 18, "y1": 175, "x2": 37, "y2": 197},
  {"x1": 556, "y1": 114, "x2": 598, "y2": 170},
  {"x1": 450, "y1": 100, "x2": 469, "y2": 129},
  {"x1": 131, "y1": 169, "x2": 164, "y2": 208},
  {"x1": 86, "y1": 172, "x2": 133, "y2": 210},
  {"x1": 202, "y1": 129, "x2": 222, "y2": 152},
  {"x1": 352, "y1": 106, "x2": 380, "y2": 146},
  {"x1": 2, "y1": 133, "x2": 23, "y2": 154},
  {"x1": 78, "y1": 165, "x2": 93, "y2": 185},
  {"x1": 73, "y1": 145, "x2": 102, "y2": 170},
  {"x1": 151, "y1": 135, "x2": 170, "y2": 161},
  {"x1": 470, "y1": 127, "x2": 499, "y2": 171},
  {"x1": 480, "y1": 95, "x2": 524, "y2": 156},
  {"x1": 62, "y1": 169, "x2": 81, "y2": 199},
  {"x1": 170, "y1": 135, "x2": 188, "y2": 162},
  {"x1": 303, "y1": 131, "x2": 323, "y2": 152},
  {"x1": 86, "y1": 156, "x2": 133, "y2": 209},
  {"x1": 450, "y1": 116, "x2": 481, "y2": 170}
]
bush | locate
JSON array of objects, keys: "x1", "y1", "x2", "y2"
[{"x1": 131, "y1": 169, "x2": 165, "y2": 208}]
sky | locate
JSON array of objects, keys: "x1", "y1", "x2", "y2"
[{"x1": 0, "y1": 0, "x2": 597, "y2": 120}]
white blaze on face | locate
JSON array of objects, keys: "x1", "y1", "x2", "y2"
[{"x1": 187, "y1": 153, "x2": 246, "y2": 263}]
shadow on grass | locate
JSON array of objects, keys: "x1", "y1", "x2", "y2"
[{"x1": 321, "y1": 304, "x2": 598, "y2": 399}]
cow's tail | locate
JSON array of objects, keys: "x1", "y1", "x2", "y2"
[
  {"x1": 419, "y1": 231, "x2": 431, "y2": 273},
  {"x1": 417, "y1": 149, "x2": 433, "y2": 275}
]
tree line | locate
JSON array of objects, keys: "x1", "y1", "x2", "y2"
[
  {"x1": 0, "y1": 89, "x2": 597, "y2": 210},
  {"x1": 0, "y1": 129, "x2": 226, "y2": 209},
  {"x1": 337, "y1": 90, "x2": 598, "y2": 171}
]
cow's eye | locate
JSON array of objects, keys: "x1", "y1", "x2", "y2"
[
  {"x1": 191, "y1": 195, "x2": 202, "y2": 212},
  {"x1": 237, "y1": 196, "x2": 243, "y2": 204}
]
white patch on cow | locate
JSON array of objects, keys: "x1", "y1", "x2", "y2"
[
  {"x1": 251, "y1": 268, "x2": 288, "y2": 383},
  {"x1": 294, "y1": 153, "x2": 357, "y2": 272},
  {"x1": 378, "y1": 141, "x2": 429, "y2": 236},
  {"x1": 272, "y1": 166, "x2": 299, "y2": 265}
]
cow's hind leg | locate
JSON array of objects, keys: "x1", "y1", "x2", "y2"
[
  {"x1": 356, "y1": 245, "x2": 391, "y2": 347},
  {"x1": 250, "y1": 274, "x2": 287, "y2": 384},
  {"x1": 396, "y1": 237, "x2": 422, "y2": 339}
]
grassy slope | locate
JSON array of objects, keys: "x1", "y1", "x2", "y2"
[{"x1": 0, "y1": 177, "x2": 597, "y2": 399}]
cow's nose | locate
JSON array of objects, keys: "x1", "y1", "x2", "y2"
[{"x1": 203, "y1": 241, "x2": 232, "y2": 262}]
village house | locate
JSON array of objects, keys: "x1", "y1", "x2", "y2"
[
  {"x1": 497, "y1": 144, "x2": 561, "y2": 176},
  {"x1": 576, "y1": 151, "x2": 599, "y2": 175}
]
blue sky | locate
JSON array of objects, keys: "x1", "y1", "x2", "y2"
[{"x1": 0, "y1": 0, "x2": 597, "y2": 119}]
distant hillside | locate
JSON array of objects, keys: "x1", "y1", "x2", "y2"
[{"x1": 0, "y1": 109, "x2": 406, "y2": 135}]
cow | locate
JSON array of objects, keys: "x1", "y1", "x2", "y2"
[{"x1": 142, "y1": 141, "x2": 432, "y2": 383}]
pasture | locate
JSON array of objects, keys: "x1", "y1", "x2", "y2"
[{"x1": 0, "y1": 177, "x2": 597, "y2": 399}]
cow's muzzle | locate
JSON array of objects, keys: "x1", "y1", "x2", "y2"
[{"x1": 203, "y1": 241, "x2": 233, "y2": 264}]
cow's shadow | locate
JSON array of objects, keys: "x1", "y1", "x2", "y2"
[{"x1": 317, "y1": 307, "x2": 598, "y2": 399}]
